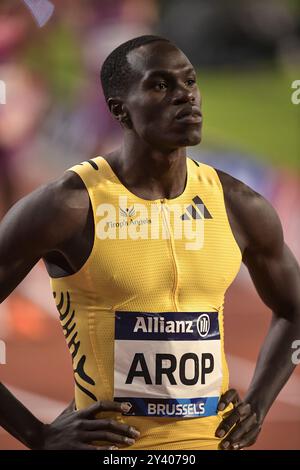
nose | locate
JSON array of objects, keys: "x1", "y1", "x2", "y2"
[{"x1": 172, "y1": 85, "x2": 196, "y2": 106}]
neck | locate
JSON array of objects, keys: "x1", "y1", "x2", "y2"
[{"x1": 106, "y1": 135, "x2": 188, "y2": 200}]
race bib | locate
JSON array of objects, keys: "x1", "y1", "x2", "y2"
[{"x1": 114, "y1": 311, "x2": 223, "y2": 418}]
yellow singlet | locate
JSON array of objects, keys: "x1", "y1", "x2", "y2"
[{"x1": 50, "y1": 156, "x2": 242, "y2": 450}]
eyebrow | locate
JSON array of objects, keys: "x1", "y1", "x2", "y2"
[{"x1": 144, "y1": 67, "x2": 196, "y2": 80}]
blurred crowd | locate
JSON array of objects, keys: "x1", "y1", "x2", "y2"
[
  {"x1": 0, "y1": 0, "x2": 156, "y2": 215},
  {"x1": 0, "y1": 1, "x2": 300, "y2": 451},
  {"x1": 161, "y1": 0, "x2": 300, "y2": 66},
  {"x1": 0, "y1": 0, "x2": 299, "y2": 217}
]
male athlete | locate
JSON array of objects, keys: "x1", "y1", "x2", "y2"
[{"x1": 0, "y1": 35, "x2": 299, "y2": 450}]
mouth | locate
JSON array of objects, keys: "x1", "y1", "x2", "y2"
[{"x1": 175, "y1": 107, "x2": 202, "y2": 124}]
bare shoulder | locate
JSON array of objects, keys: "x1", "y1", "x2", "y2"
[
  {"x1": 54, "y1": 170, "x2": 89, "y2": 213},
  {"x1": 48, "y1": 170, "x2": 90, "y2": 239},
  {"x1": 216, "y1": 169, "x2": 283, "y2": 256},
  {"x1": 0, "y1": 170, "x2": 89, "y2": 255}
]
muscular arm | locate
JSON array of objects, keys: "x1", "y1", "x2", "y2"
[
  {"x1": 216, "y1": 171, "x2": 300, "y2": 448},
  {"x1": 0, "y1": 174, "x2": 85, "y2": 302},
  {"x1": 0, "y1": 382, "x2": 46, "y2": 448},
  {"x1": 240, "y1": 189, "x2": 300, "y2": 421},
  {"x1": 0, "y1": 173, "x2": 139, "y2": 449},
  {"x1": 0, "y1": 174, "x2": 83, "y2": 448}
]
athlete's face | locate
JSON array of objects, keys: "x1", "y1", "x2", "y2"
[{"x1": 122, "y1": 42, "x2": 202, "y2": 151}]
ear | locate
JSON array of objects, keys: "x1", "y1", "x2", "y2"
[{"x1": 107, "y1": 98, "x2": 132, "y2": 128}]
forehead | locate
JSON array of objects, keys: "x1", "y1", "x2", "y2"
[{"x1": 127, "y1": 42, "x2": 194, "y2": 78}]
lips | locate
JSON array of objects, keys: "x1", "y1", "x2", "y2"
[{"x1": 175, "y1": 107, "x2": 202, "y2": 122}]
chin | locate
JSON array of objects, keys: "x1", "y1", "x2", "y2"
[
  {"x1": 152, "y1": 130, "x2": 202, "y2": 151},
  {"x1": 177, "y1": 132, "x2": 202, "y2": 147},
  {"x1": 189, "y1": 134, "x2": 202, "y2": 146}
]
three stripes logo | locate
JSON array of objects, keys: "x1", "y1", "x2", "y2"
[
  {"x1": 78, "y1": 159, "x2": 99, "y2": 170},
  {"x1": 180, "y1": 196, "x2": 212, "y2": 220}
]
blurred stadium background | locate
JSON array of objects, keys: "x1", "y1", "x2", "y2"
[{"x1": 0, "y1": 0, "x2": 299, "y2": 450}]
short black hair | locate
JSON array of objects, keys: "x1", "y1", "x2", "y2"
[{"x1": 100, "y1": 35, "x2": 170, "y2": 104}]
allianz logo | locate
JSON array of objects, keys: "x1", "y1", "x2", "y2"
[{"x1": 133, "y1": 314, "x2": 210, "y2": 337}]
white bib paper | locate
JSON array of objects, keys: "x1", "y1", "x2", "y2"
[{"x1": 114, "y1": 311, "x2": 222, "y2": 418}]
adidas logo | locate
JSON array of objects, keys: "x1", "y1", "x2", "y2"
[
  {"x1": 78, "y1": 159, "x2": 99, "y2": 170},
  {"x1": 180, "y1": 196, "x2": 212, "y2": 220}
]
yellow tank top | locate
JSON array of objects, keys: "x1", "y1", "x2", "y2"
[{"x1": 50, "y1": 156, "x2": 242, "y2": 450}]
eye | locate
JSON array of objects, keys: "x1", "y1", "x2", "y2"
[
  {"x1": 186, "y1": 79, "x2": 196, "y2": 87},
  {"x1": 154, "y1": 82, "x2": 168, "y2": 91}
]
